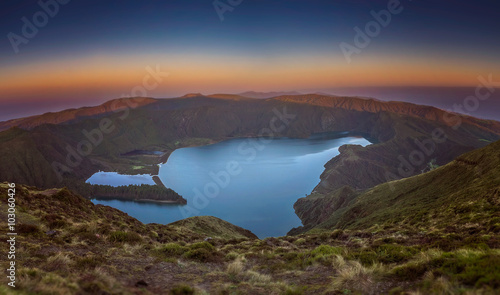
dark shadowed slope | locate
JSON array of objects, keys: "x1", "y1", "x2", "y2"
[
  {"x1": 0, "y1": 97, "x2": 158, "y2": 132},
  {"x1": 272, "y1": 94, "x2": 500, "y2": 134},
  {"x1": 292, "y1": 139, "x2": 500, "y2": 234}
]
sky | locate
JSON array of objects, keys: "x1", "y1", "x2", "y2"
[{"x1": 1, "y1": 0, "x2": 500, "y2": 121}]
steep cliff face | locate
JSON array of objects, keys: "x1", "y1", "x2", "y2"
[{"x1": 288, "y1": 186, "x2": 359, "y2": 235}]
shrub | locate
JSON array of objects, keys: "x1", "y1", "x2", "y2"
[
  {"x1": 330, "y1": 229, "x2": 344, "y2": 239},
  {"x1": 352, "y1": 244, "x2": 418, "y2": 265},
  {"x1": 283, "y1": 252, "x2": 299, "y2": 262},
  {"x1": 43, "y1": 253, "x2": 72, "y2": 272},
  {"x1": 436, "y1": 250, "x2": 500, "y2": 288},
  {"x1": 17, "y1": 223, "x2": 41, "y2": 235},
  {"x1": 225, "y1": 252, "x2": 239, "y2": 261},
  {"x1": 75, "y1": 256, "x2": 106, "y2": 269},
  {"x1": 48, "y1": 219, "x2": 68, "y2": 229},
  {"x1": 351, "y1": 250, "x2": 378, "y2": 265},
  {"x1": 283, "y1": 287, "x2": 305, "y2": 295},
  {"x1": 53, "y1": 189, "x2": 75, "y2": 202},
  {"x1": 108, "y1": 231, "x2": 142, "y2": 244},
  {"x1": 391, "y1": 260, "x2": 431, "y2": 281},
  {"x1": 389, "y1": 248, "x2": 500, "y2": 288},
  {"x1": 189, "y1": 241, "x2": 214, "y2": 251},
  {"x1": 78, "y1": 232, "x2": 101, "y2": 244},
  {"x1": 275, "y1": 247, "x2": 288, "y2": 254},
  {"x1": 227, "y1": 257, "x2": 245, "y2": 276},
  {"x1": 388, "y1": 286, "x2": 404, "y2": 295},
  {"x1": 331, "y1": 260, "x2": 386, "y2": 293},
  {"x1": 170, "y1": 284, "x2": 195, "y2": 295},
  {"x1": 96, "y1": 224, "x2": 112, "y2": 235},
  {"x1": 160, "y1": 243, "x2": 188, "y2": 257},
  {"x1": 319, "y1": 232, "x2": 330, "y2": 241},
  {"x1": 42, "y1": 213, "x2": 61, "y2": 223},
  {"x1": 294, "y1": 238, "x2": 306, "y2": 245},
  {"x1": 307, "y1": 245, "x2": 344, "y2": 266},
  {"x1": 245, "y1": 270, "x2": 271, "y2": 283},
  {"x1": 377, "y1": 244, "x2": 418, "y2": 263},
  {"x1": 390, "y1": 249, "x2": 443, "y2": 280},
  {"x1": 183, "y1": 248, "x2": 215, "y2": 262},
  {"x1": 311, "y1": 245, "x2": 343, "y2": 256}
]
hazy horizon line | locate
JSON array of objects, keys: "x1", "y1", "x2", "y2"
[{"x1": 1, "y1": 85, "x2": 499, "y2": 123}]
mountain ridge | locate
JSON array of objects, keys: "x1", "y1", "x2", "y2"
[
  {"x1": 3, "y1": 94, "x2": 498, "y2": 135},
  {"x1": 1, "y1": 94, "x2": 499, "y2": 199},
  {"x1": 291, "y1": 139, "x2": 500, "y2": 234},
  {"x1": 0, "y1": 97, "x2": 159, "y2": 132},
  {"x1": 238, "y1": 90, "x2": 303, "y2": 99}
]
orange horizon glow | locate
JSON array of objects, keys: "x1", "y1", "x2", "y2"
[{"x1": 2, "y1": 52, "x2": 498, "y2": 103}]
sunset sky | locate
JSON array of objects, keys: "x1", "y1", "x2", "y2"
[{"x1": 1, "y1": 0, "x2": 500, "y2": 120}]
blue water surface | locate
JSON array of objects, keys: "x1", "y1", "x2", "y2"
[
  {"x1": 87, "y1": 172, "x2": 155, "y2": 186},
  {"x1": 92, "y1": 134, "x2": 371, "y2": 238}
]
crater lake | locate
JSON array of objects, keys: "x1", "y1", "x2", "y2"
[{"x1": 92, "y1": 133, "x2": 371, "y2": 237}]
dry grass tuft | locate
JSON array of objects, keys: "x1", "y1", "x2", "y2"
[
  {"x1": 331, "y1": 258, "x2": 386, "y2": 294},
  {"x1": 44, "y1": 253, "x2": 72, "y2": 272},
  {"x1": 226, "y1": 257, "x2": 245, "y2": 276}
]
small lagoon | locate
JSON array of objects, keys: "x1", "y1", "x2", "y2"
[{"x1": 86, "y1": 172, "x2": 155, "y2": 187}]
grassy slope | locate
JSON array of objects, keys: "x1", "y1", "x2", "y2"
[
  {"x1": 292, "y1": 138, "x2": 499, "y2": 234},
  {"x1": 169, "y1": 216, "x2": 257, "y2": 240},
  {"x1": 1, "y1": 182, "x2": 499, "y2": 294},
  {"x1": 307, "y1": 139, "x2": 500, "y2": 234}
]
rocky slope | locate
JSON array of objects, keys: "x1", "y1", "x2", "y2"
[{"x1": 1, "y1": 180, "x2": 499, "y2": 294}]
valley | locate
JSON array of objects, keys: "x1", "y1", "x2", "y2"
[
  {"x1": 1, "y1": 94, "x2": 499, "y2": 294},
  {"x1": 1, "y1": 136, "x2": 499, "y2": 294},
  {"x1": 1, "y1": 94, "x2": 499, "y2": 225}
]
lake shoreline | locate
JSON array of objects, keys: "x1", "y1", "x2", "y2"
[
  {"x1": 109, "y1": 131, "x2": 376, "y2": 178},
  {"x1": 92, "y1": 196, "x2": 186, "y2": 205}
]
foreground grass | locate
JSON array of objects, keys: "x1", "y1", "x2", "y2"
[{"x1": 1, "y1": 183, "x2": 499, "y2": 294}]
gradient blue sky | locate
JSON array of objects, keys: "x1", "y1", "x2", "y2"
[{"x1": 1, "y1": 0, "x2": 499, "y2": 120}]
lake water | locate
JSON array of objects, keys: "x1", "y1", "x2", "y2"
[
  {"x1": 92, "y1": 134, "x2": 371, "y2": 238},
  {"x1": 86, "y1": 171, "x2": 155, "y2": 186}
]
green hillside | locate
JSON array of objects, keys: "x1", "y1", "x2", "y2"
[{"x1": 294, "y1": 139, "x2": 500, "y2": 235}]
